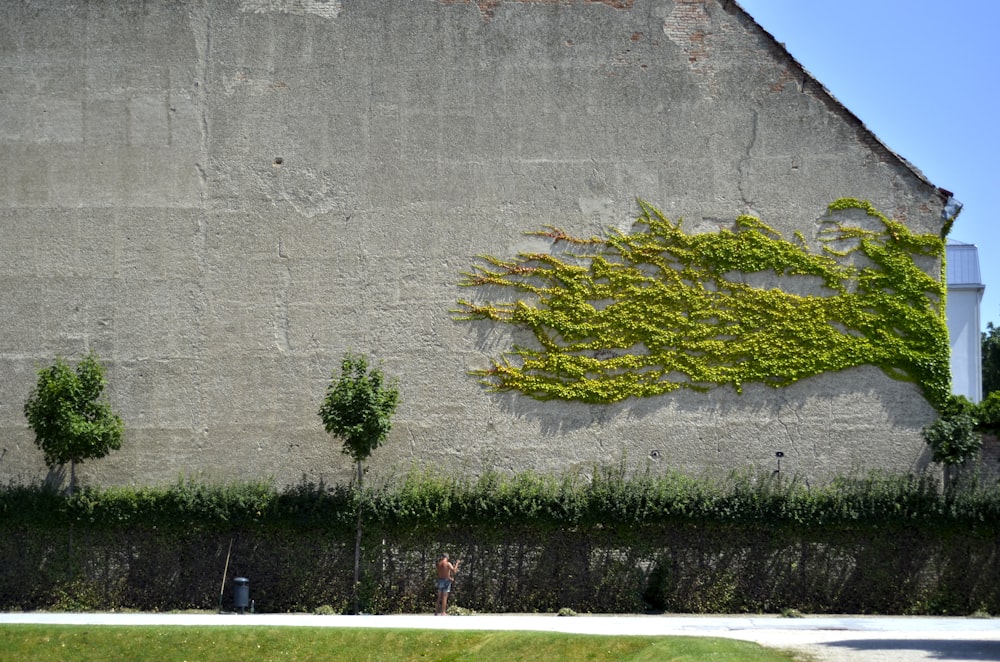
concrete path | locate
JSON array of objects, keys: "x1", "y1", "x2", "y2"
[{"x1": 2, "y1": 612, "x2": 999, "y2": 661}]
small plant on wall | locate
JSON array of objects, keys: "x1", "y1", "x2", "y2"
[{"x1": 455, "y1": 199, "x2": 949, "y2": 409}]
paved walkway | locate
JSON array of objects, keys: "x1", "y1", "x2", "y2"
[{"x1": 2, "y1": 612, "x2": 999, "y2": 661}]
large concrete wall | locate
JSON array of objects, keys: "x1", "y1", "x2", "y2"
[{"x1": 0, "y1": 0, "x2": 948, "y2": 488}]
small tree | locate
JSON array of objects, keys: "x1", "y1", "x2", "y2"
[
  {"x1": 983, "y1": 322, "x2": 1000, "y2": 397},
  {"x1": 978, "y1": 391, "x2": 1000, "y2": 431},
  {"x1": 23, "y1": 353, "x2": 124, "y2": 493},
  {"x1": 923, "y1": 394, "x2": 981, "y2": 472},
  {"x1": 318, "y1": 353, "x2": 399, "y2": 614}
]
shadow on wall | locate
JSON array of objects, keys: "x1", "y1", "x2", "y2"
[
  {"x1": 481, "y1": 361, "x2": 933, "y2": 438},
  {"x1": 44, "y1": 466, "x2": 66, "y2": 490}
]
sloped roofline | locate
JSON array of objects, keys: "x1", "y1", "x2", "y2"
[{"x1": 727, "y1": 0, "x2": 954, "y2": 207}]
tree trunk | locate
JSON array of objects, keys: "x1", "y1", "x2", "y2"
[{"x1": 353, "y1": 459, "x2": 363, "y2": 614}]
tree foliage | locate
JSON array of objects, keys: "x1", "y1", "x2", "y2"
[
  {"x1": 922, "y1": 395, "x2": 981, "y2": 466},
  {"x1": 978, "y1": 391, "x2": 1000, "y2": 431},
  {"x1": 983, "y1": 321, "x2": 1000, "y2": 397},
  {"x1": 318, "y1": 353, "x2": 400, "y2": 465},
  {"x1": 22, "y1": 353, "x2": 124, "y2": 471}
]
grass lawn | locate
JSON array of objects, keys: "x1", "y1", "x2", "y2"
[{"x1": 0, "y1": 625, "x2": 809, "y2": 661}]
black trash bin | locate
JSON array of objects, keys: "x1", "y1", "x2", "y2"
[{"x1": 233, "y1": 577, "x2": 250, "y2": 613}]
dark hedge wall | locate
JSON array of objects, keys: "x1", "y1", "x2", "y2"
[{"x1": 1, "y1": 470, "x2": 998, "y2": 615}]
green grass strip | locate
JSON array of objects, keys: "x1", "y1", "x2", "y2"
[{"x1": 0, "y1": 625, "x2": 801, "y2": 661}]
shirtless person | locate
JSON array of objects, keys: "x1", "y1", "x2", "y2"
[{"x1": 435, "y1": 553, "x2": 461, "y2": 615}]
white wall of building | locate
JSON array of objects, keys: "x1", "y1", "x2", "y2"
[{"x1": 946, "y1": 242, "x2": 985, "y2": 403}]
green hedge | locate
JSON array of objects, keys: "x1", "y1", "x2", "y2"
[
  {"x1": 1, "y1": 469, "x2": 998, "y2": 615},
  {"x1": 6, "y1": 468, "x2": 1000, "y2": 531}
]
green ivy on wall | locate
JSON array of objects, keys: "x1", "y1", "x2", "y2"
[{"x1": 455, "y1": 199, "x2": 950, "y2": 408}]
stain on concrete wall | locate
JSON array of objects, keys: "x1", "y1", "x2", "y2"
[{"x1": 240, "y1": 0, "x2": 343, "y2": 19}]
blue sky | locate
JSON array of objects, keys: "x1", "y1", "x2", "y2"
[{"x1": 738, "y1": 0, "x2": 1000, "y2": 331}]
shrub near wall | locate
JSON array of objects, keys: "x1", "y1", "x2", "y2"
[{"x1": 1, "y1": 470, "x2": 999, "y2": 615}]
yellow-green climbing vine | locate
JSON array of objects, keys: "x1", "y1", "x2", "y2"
[{"x1": 454, "y1": 199, "x2": 950, "y2": 409}]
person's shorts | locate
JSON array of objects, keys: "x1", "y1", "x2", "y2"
[{"x1": 436, "y1": 579, "x2": 453, "y2": 593}]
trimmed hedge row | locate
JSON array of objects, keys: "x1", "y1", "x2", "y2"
[
  {"x1": 1, "y1": 469, "x2": 998, "y2": 614},
  {"x1": 6, "y1": 469, "x2": 1000, "y2": 531}
]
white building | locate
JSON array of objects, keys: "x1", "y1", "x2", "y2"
[{"x1": 946, "y1": 241, "x2": 985, "y2": 403}]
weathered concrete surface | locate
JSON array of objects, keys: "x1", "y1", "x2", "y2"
[{"x1": 0, "y1": 0, "x2": 947, "y2": 488}]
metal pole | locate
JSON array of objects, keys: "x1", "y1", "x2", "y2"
[{"x1": 218, "y1": 538, "x2": 233, "y2": 613}]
